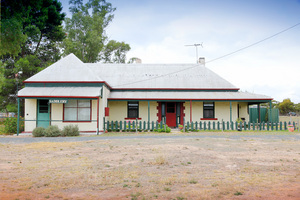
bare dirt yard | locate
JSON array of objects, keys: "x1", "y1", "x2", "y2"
[{"x1": 0, "y1": 133, "x2": 300, "y2": 200}]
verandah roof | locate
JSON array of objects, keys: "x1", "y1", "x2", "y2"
[
  {"x1": 108, "y1": 91, "x2": 272, "y2": 102},
  {"x1": 18, "y1": 87, "x2": 102, "y2": 98}
]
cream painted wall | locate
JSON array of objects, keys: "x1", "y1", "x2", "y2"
[
  {"x1": 108, "y1": 101, "x2": 127, "y2": 121},
  {"x1": 184, "y1": 101, "x2": 190, "y2": 122},
  {"x1": 139, "y1": 101, "x2": 158, "y2": 121},
  {"x1": 238, "y1": 102, "x2": 249, "y2": 121},
  {"x1": 24, "y1": 99, "x2": 37, "y2": 132},
  {"x1": 184, "y1": 101, "x2": 203, "y2": 122},
  {"x1": 184, "y1": 101, "x2": 249, "y2": 123},
  {"x1": 108, "y1": 101, "x2": 158, "y2": 122}
]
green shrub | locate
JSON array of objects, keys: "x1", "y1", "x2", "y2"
[
  {"x1": 61, "y1": 125, "x2": 79, "y2": 136},
  {"x1": 154, "y1": 124, "x2": 171, "y2": 133},
  {"x1": 44, "y1": 125, "x2": 61, "y2": 137},
  {"x1": 4, "y1": 117, "x2": 24, "y2": 135},
  {"x1": 32, "y1": 127, "x2": 46, "y2": 137}
]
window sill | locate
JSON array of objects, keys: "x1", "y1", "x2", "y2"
[
  {"x1": 201, "y1": 118, "x2": 218, "y2": 120},
  {"x1": 124, "y1": 118, "x2": 142, "y2": 120}
]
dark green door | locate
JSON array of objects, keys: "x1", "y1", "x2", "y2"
[{"x1": 37, "y1": 100, "x2": 50, "y2": 128}]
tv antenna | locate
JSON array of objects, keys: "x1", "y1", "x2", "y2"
[{"x1": 185, "y1": 43, "x2": 203, "y2": 64}]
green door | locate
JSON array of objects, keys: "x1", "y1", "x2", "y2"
[{"x1": 37, "y1": 100, "x2": 50, "y2": 128}]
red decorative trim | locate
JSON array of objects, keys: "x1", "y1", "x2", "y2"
[
  {"x1": 124, "y1": 118, "x2": 142, "y2": 120},
  {"x1": 113, "y1": 88, "x2": 240, "y2": 91},
  {"x1": 63, "y1": 121, "x2": 92, "y2": 123},
  {"x1": 20, "y1": 130, "x2": 104, "y2": 134},
  {"x1": 23, "y1": 81, "x2": 112, "y2": 89},
  {"x1": 108, "y1": 98, "x2": 273, "y2": 101},
  {"x1": 157, "y1": 102, "x2": 162, "y2": 122},
  {"x1": 181, "y1": 103, "x2": 185, "y2": 124},
  {"x1": 201, "y1": 118, "x2": 218, "y2": 120},
  {"x1": 24, "y1": 81, "x2": 106, "y2": 83},
  {"x1": 19, "y1": 96, "x2": 98, "y2": 99},
  {"x1": 80, "y1": 130, "x2": 104, "y2": 133}
]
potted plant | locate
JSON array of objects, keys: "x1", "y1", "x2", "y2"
[
  {"x1": 288, "y1": 124, "x2": 294, "y2": 132},
  {"x1": 178, "y1": 124, "x2": 184, "y2": 130}
]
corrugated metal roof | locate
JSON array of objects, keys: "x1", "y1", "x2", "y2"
[
  {"x1": 18, "y1": 87, "x2": 102, "y2": 98},
  {"x1": 26, "y1": 54, "x2": 103, "y2": 82},
  {"x1": 24, "y1": 54, "x2": 237, "y2": 90},
  {"x1": 21, "y1": 54, "x2": 272, "y2": 101},
  {"x1": 87, "y1": 63, "x2": 237, "y2": 89},
  {"x1": 108, "y1": 91, "x2": 272, "y2": 101}
]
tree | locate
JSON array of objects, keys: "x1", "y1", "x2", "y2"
[
  {"x1": 101, "y1": 40, "x2": 131, "y2": 63},
  {"x1": 276, "y1": 98, "x2": 295, "y2": 115},
  {"x1": 0, "y1": 0, "x2": 65, "y2": 112},
  {"x1": 295, "y1": 103, "x2": 300, "y2": 114},
  {"x1": 62, "y1": 0, "x2": 130, "y2": 63}
]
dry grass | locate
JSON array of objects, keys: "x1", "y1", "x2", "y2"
[
  {"x1": 0, "y1": 136, "x2": 300, "y2": 199},
  {"x1": 280, "y1": 115, "x2": 300, "y2": 123}
]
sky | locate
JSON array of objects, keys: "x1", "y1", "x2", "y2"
[{"x1": 61, "y1": 0, "x2": 300, "y2": 103}]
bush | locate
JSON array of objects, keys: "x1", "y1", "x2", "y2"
[
  {"x1": 32, "y1": 127, "x2": 46, "y2": 137},
  {"x1": 4, "y1": 117, "x2": 24, "y2": 135},
  {"x1": 61, "y1": 125, "x2": 79, "y2": 136},
  {"x1": 44, "y1": 125, "x2": 61, "y2": 137},
  {"x1": 154, "y1": 124, "x2": 171, "y2": 133}
]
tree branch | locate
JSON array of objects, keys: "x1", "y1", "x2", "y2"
[{"x1": 35, "y1": 32, "x2": 43, "y2": 54}]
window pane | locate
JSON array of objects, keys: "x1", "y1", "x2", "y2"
[
  {"x1": 203, "y1": 102, "x2": 214, "y2": 118},
  {"x1": 128, "y1": 109, "x2": 138, "y2": 118},
  {"x1": 167, "y1": 102, "x2": 175, "y2": 113},
  {"x1": 64, "y1": 100, "x2": 91, "y2": 121},
  {"x1": 204, "y1": 103, "x2": 214, "y2": 107},
  {"x1": 78, "y1": 100, "x2": 90, "y2": 107},
  {"x1": 204, "y1": 110, "x2": 214, "y2": 118},
  {"x1": 65, "y1": 108, "x2": 77, "y2": 121},
  {"x1": 128, "y1": 101, "x2": 139, "y2": 118},
  {"x1": 65, "y1": 100, "x2": 77, "y2": 107},
  {"x1": 128, "y1": 101, "x2": 138, "y2": 106},
  {"x1": 39, "y1": 100, "x2": 49, "y2": 113},
  {"x1": 78, "y1": 108, "x2": 90, "y2": 120}
]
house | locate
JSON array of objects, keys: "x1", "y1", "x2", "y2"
[{"x1": 17, "y1": 53, "x2": 272, "y2": 133}]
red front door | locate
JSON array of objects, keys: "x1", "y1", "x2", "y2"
[{"x1": 166, "y1": 102, "x2": 176, "y2": 127}]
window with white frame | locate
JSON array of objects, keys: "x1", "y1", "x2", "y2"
[{"x1": 64, "y1": 100, "x2": 91, "y2": 121}]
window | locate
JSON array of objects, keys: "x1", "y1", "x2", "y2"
[
  {"x1": 64, "y1": 100, "x2": 91, "y2": 121},
  {"x1": 203, "y1": 102, "x2": 214, "y2": 118},
  {"x1": 128, "y1": 101, "x2": 139, "y2": 118},
  {"x1": 166, "y1": 102, "x2": 175, "y2": 113},
  {"x1": 39, "y1": 100, "x2": 49, "y2": 113}
]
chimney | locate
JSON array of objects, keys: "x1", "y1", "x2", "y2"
[
  {"x1": 135, "y1": 58, "x2": 142, "y2": 64},
  {"x1": 199, "y1": 57, "x2": 205, "y2": 65}
]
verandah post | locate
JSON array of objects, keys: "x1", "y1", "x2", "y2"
[
  {"x1": 148, "y1": 101, "x2": 150, "y2": 128},
  {"x1": 17, "y1": 98, "x2": 20, "y2": 136},
  {"x1": 103, "y1": 117, "x2": 106, "y2": 132},
  {"x1": 230, "y1": 101, "x2": 232, "y2": 123}
]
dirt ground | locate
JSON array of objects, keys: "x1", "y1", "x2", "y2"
[{"x1": 0, "y1": 134, "x2": 300, "y2": 200}]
